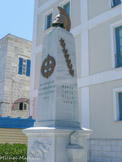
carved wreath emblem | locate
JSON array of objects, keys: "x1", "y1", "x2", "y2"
[
  {"x1": 59, "y1": 38, "x2": 74, "y2": 77},
  {"x1": 41, "y1": 54, "x2": 56, "y2": 79}
]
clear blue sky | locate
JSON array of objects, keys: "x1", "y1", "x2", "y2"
[{"x1": 0, "y1": 0, "x2": 34, "y2": 41}]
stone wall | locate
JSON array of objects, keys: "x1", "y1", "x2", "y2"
[
  {"x1": 0, "y1": 38, "x2": 8, "y2": 116},
  {"x1": 0, "y1": 34, "x2": 32, "y2": 118},
  {"x1": 88, "y1": 139, "x2": 122, "y2": 162}
]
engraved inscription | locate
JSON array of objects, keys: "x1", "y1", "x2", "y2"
[
  {"x1": 62, "y1": 85, "x2": 74, "y2": 104},
  {"x1": 38, "y1": 80, "x2": 55, "y2": 99}
]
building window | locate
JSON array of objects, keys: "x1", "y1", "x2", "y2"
[
  {"x1": 115, "y1": 26, "x2": 122, "y2": 68},
  {"x1": 19, "y1": 102, "x2": 28, "y2": 111},
  {"x1": 63, "y1": 2, "x2": 70, "y2": 16},
  {"x1": 118, "y1": 92, "x2": 122, "y2": 120},
  {"x1": 113, "y1": 88, "x2": 122, "y2": 121},
  {"x1": 111, "y1": 0, "x2": 121, "y2": 7},
  {"x1": 18, "y1": 58, "x2": 31, "y2": 76},
  {"x1": 46, "y1": 13, "x2": 52, "y2": 29}
]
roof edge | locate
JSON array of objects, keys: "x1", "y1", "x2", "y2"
[{"x1": 0, "y1": 33, "x2": 32, "y2": 44}]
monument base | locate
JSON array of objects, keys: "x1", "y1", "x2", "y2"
[
  {"x1": 34, "y1": 120, "x2": 81, "y2": 129},
  {"x1": 23, "y1": 127, "x2": 92, "y2": 162}
]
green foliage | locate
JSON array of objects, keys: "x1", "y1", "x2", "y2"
[{"x1": 0, "y1": 143, "x2": 27, "y2": 162}]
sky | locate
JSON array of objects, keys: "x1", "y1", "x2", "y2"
[{"x1": 0, "y1": 0, "x2": 34, "y2": 41}]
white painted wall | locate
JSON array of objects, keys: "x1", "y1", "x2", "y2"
[{"x1": 31, "y1": 0, "x2": 122, "y2": 139}]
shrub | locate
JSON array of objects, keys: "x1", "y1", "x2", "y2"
[{"x1": 0, "y1": 143, "x2": 27, "y2": 162}]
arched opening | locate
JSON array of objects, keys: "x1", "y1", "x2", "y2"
[
  {"x1": 11, "y1": 98, "x2": 29, "y2": 118},
  {"x1": 12, "y1": 98, "x2": 29, "y2": 111}
]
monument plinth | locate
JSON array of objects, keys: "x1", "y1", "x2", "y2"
[{"x1": 23, "y1": 7, "x2": 92, "y2": 162}]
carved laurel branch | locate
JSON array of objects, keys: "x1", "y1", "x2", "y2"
[{"x1": 59, "y1": 38, "x2": 74, "y2": 77}]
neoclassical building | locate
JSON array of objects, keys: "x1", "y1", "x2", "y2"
[
  {"x1": 30, "y1": 0, "x2": 122, "y2": 161},
  {"x1": 0, "y1": 34, "x2": 32, "y2": 118}
]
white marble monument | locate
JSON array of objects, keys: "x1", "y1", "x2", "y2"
[
  {"x1": 35, "y1": 27, "x2": 80, "y2": 129},
  {"x1": 23, "y1": 26, "x2": 92, "y2": 162}
]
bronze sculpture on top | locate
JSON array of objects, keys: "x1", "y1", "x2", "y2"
[{"x1": 52, "y1": 6, "x2": 71, "y2": 32}]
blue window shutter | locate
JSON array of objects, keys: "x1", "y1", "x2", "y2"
[
  {"x1": 119, "y1": 92, "x2": 122, "y2": 120},
  {"x1": 26, "y1": 60, "x2": 31, "y2": 76},
  {"x1": 18, "y1": 58, "x2": 23, "y2": 75},
  {"x1": 47, "y1": 13, "x2": 52, "y2": 29}
]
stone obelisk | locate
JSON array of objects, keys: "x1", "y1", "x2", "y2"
[{"x1": 23, "y1": 7, "x2": 92, "y2": 162}]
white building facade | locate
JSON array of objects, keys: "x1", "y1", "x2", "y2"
[
  {"x1": 30, "y1": 0, "x2": 122, "y2": 161},
  {"x1": 0, "y1": 34, "x2": 32, "y2": 118}
]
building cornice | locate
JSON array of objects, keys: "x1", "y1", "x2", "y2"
[{"x1": 0, "y1": 34, "x2": 32, "y2": 45}]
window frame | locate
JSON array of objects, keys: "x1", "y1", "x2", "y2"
[
  {"x1": 22, "y1": 58, "x2": 27, "y2": 75},
  {"x1": 118, "y1": 92, "x2": 122, "y2": 120},
  {"x1": 110, "y1": 20, "x2": 122, "y2": 69},
  {"x1": 115, "y1": 26, "x2": 122, "y2": 68},
  {"x1": 18, "y1": 56, "x2": 31, "y2": 77},
  {"x1": 60, "y1": 0, "x2": 71, "y2": 17},
  {"x1": 63, "y1": 2, "x2": 70, "y2": 16},
  {"x1": 111, "y1": 0, "x2": 121, "y2": 8},
  {"x1": 43, "y1": 8, "x2": 53, "y2": 31},
  {"x1": 46, "y1": 13, "x2": 53, "y2": 29},
  {"x1": 18, "y1": 102, "x2": 28, "y2": 111},
  {"x1": 113, "y1": 87, "x2": 122, "y2": 121}
]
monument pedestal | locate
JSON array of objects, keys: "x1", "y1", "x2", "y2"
[
  {"x1": 23, "y1": 127, "x2": 91, "y2": 162},
  {"x1": 23, "y1": 27, "x2": 92, "y2": 162}
]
